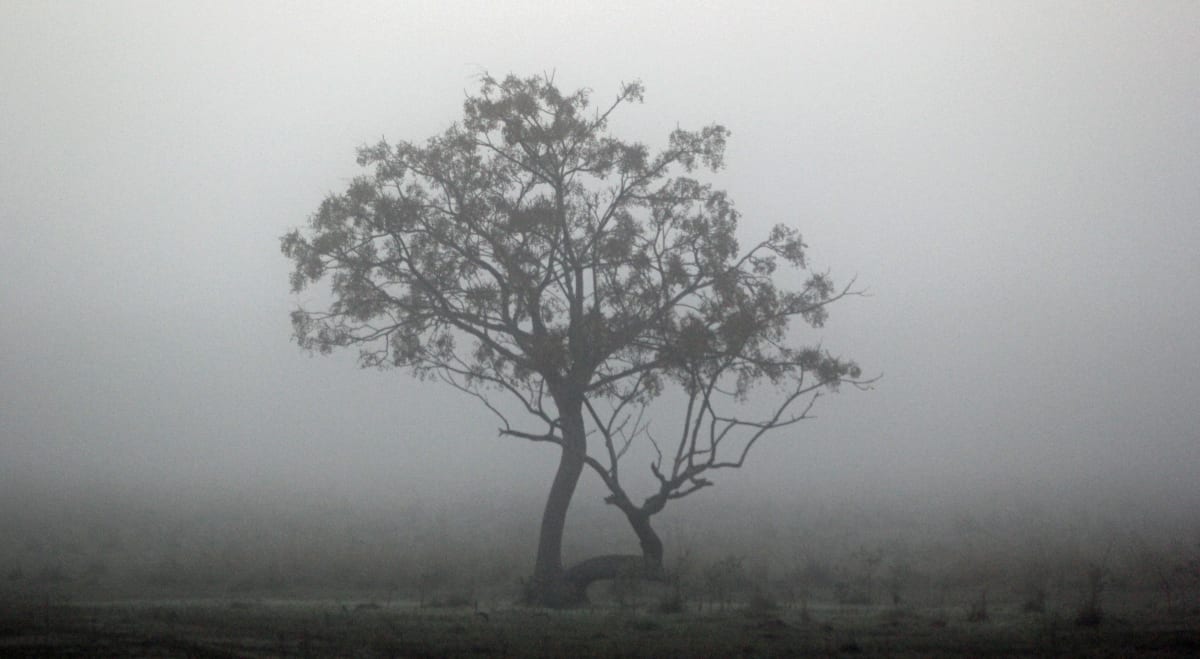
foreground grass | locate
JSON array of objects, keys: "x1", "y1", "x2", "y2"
[{"x1": 0, "y1": 598, "x2": 1197, "y2": 657}]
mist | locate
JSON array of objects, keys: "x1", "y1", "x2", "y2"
[{"x1": 2, "y1": 0, "x2": 1198, "y2": 638}]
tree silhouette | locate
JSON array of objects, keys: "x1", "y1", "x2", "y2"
[{"x1": 282, "y1": 73, "x2": 868, "y2": 606}]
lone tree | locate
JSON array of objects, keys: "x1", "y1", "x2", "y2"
[{"x1": 282, "y1": 73, "x2": 867, "y2": 606}]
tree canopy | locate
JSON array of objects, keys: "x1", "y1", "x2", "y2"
[{"x1": 282, "y1": 73, "x2": 866, "y2": 605}]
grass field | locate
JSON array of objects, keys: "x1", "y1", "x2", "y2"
[
  {"x1": 1, "y1": 595, "x2": 1197, "y2": 657},
  {"x1": 4, "y1": 488, "x2": 1198, "y2": 656}
]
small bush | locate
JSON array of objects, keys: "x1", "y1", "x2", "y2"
[
  {"x1": 702, "y1": 555, "x2": 745, "y2": 612},
  {"x1": 1075, "y1": 563, "x2": 1106, "y2": 627},
  {"x1": 834, "y1": 581, "x2": 870, "y2": 606},
  {"x1": 1074, "y1": 601, "x2": 1103, "y2": 627},
  {"x1": 656, "y1": 593, "x2": 685, "y2": 614},
  {"x1": 1022, "y1": 587, "x2": 1046, "y2": 613},
  {"x1": 33, "y1": 565, "x2": 71, "y2": 585},
  {"x1": 429, "y1": 593, "x2": 474, "y2": 608},
  {"x1": 747, "y1": 590, "x2": 778, "y2": 614},
  {"x1": 609, "y1": 561, "x2": 643, "y2": 610},
  {"x1": 966, "y1": 590, "x2": 988, "y2": 622}
]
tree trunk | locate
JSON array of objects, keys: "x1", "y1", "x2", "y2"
[
  {"x1": 560, "y1": 510, "x2": 666, "y2": 601},
  {"x1": 627, "y1": 511, "x2": 664, "y2": 568},
  {"x1": 526, "y1": 403, "x2": 588, "y2": 607},
  {"x1": 525, "y1": 397, "x2": 668, "y2": 607}
]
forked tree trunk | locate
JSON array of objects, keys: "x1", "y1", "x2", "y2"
[{"x1": 526, "y1": 399, "x2": 667, "y2": 607}]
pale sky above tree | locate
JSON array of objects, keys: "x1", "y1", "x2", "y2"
[{"x1": 1, "y1": 1, "x2": 1197, "y2": 517}]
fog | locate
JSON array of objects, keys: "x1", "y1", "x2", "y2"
[{"x1": 2, "y1": 1, "x2": 1198, "y2": 594}]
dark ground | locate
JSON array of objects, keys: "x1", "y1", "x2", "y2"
[{"x1": 1, "y1": 597, "x2": 1197, "y2": 658}]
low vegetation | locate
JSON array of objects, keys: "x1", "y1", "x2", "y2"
[
  {"x1": 2, "y1": 596, "x2": 1198, "y2": 657},
  {"x1": 2, "y1": 485, "x2": 1198, "y2": 655}
]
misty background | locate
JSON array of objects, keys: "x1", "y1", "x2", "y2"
[{"x1": 2, "y1": 0, "x2": 1198, "y2": 578}]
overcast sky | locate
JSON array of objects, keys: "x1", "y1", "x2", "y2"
[{"x1": 2, "y1": 1, "x2": 1197, "y2": 515}]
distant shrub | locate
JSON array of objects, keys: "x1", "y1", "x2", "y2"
[
  {"x1": 1074, "y1": 602, "x2": 1103, "y2": 627},
  {"x1": 834, "y1": 580, "x2": 870, "y2": 606},
  {"x1": 1074, "y1": 563, "x2": 1107, "y2": 627},
  {"x1": 799, "y1": 557, "x2": 834, "y2": 590},
  {"x1": 702, "y1": 555, "x2": 745, "y2": 611},
  {"x1": 1178, "y1": 544, "x2": 1200, "y2": 583},
  {"x1": 851, "y1": 546, "x2": 884, "y2": 605},
  {"x1": 609, "y1": 560, "x2": 643, "y2": 610},
  {"x1": 33, "y1": 565, "x2": 71, "y2": 585},
  {"x1": 417, "y1": 565, "x2": 450, "y2": 608},
  {"x1": 656, "y1": 592, "x2": 685, "y2": 614},
  {"x1": 82, "y1": 561, "x2": 108, "y2": 581},
  {"x1": 661, "y1": 548, "x2": 695, "y2": 612},
  {"x1": 624, "y1": 616, "x2": 661, "y2": 632},
  {"x1": 1018, "y1": 558, "x2": 1051, "y2": 614},
  {"x1": 1022, "y1": 587, "x2": 1047, "y2": 613},
  {"x1": 966, "y1": 589, "x2": 988, "y2": 622},
  {"x1": 428, "y1": 592, "x2": 475, "y2": 608},
  {"x1": 746, "y1": 589, "x2": 778, "y2": 614}
]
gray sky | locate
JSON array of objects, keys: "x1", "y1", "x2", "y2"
[{"x1": 2, "y1": 1, "x2": 1197, "y2": 513}]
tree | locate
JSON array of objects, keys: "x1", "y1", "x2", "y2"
[{"x1": 282, "y1": 73, "x2": 868, "y2": 606}]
